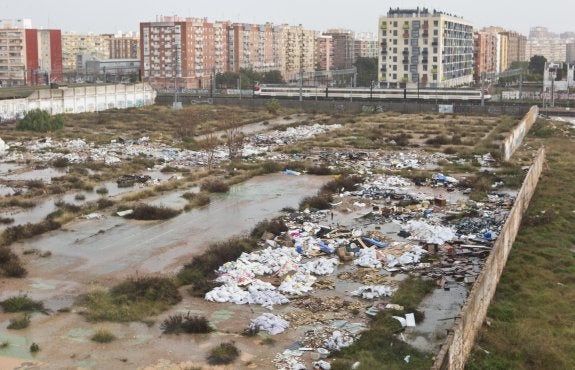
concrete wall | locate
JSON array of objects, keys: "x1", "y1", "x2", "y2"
[
  {"x1": 502, "y1": 106, "x2": 539, "y2": 161},
  {"x1": 432, "y1": 146, "x2": 546, "y2": 370},
  {"x1": 0, "y1": 83, "x2": 156, "y2": 122},
  {"x1": 155, "y1": 96, "x2": 532, "y2": 117}
]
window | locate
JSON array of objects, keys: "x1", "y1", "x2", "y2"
[
  {"x1": 393, "y1": 73, "x2": 397, "y2": 79},
  {"x1": 393, "y1": 30, "x2": 398, "y2": 36},
  {"x1": 393, "y1": 21, "x2": 398, "y2": 27},
  {"x1": 411, "y1": 39, "x2": 419, "y2": 46},
  {"x1": 433, "y1": 56, "x2": 437, "y2": 62},
  {"x1": 393, "y1": 39, "x2": 397, "y2": 45},
  {"x1": 393, "y1": 64, "x2": 397, "y2": 71},
  {"x1": 434, "y1": 30, "x2": 438, "y2": 36},
  {"x1": 434, "y1": 20, "x2": 438, "y2": 26},
  {"x1": 404, "y1": 64, "x2": 408, "y2": 71},
  {"x1": 393, "y1": 56, "x2": 397, "y2": 62},
  {"x1": 404, "y1": 39, "x2": 408, "y2": 45},
  {"x1": 382, "y1": 30, "x2": 387, "y2": 36}
]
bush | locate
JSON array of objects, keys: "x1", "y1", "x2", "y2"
[
  {"x1": 260, "y1": 161, "x2": 282, "y2": 174},
  {"x1": 207, "y1": 342, "x2": 240, "y2": 365},
  {"x1": 391, "y1": 133, "x2": 411, "y2": 146},
  {"x1": 321, "y1": 175, "x2": 364, "y2": 194},
  {"x1": 8, "y1": 314, "x2": 31, "y2": 330},
  {"x1": 0, "y1": 217, "x2": 14, "y2": 225},
  {"x1": 299, "y1": 193, "x2": 333, "y2": 211},
  {"x1": 16, "y1": 109, "x2": 64, "y2": 132},
  {"x1": 96, "y1": 187, "x2": 109, "y2": 195},
  {"x1": 125, "y1": 204, "x2": 181, "y2": 220},
  {"x1": 178, "y1": 238, "x2": 257, "y2": 285},
  {"x1": 160, "y1": 313, "x2": 213, "y2": 334},
  {"x1": 182, "y1": 192, "x2": 211, "y2": 208},
  {"x1": 200, "y1": 179, "x2": 230, "y2": 193},
  {"x1": 0, "y1": 294, "x2": 44, "y2": 312},
  {"x1": 266, "y1": 98, "x2": 280, "y2": 115},
  {"x1": 91, "y1": 329, "x2": 116, "y2": 343},
  {"x1": 1, "y1": 219, "x2": 61, "y2": 247},
  {"x1": 306, "y1": 166, "x2": 333, "y2": 175},
  {"x1": 110, "y1": 276, "x2": 182, "y2": 305},
  {"x1": 30, "y1": 343, "x2": 40, "y2": 353},
  {"x1": 250, "y1": 218, "x2": 288, "y2": 239},
  {"x1": 425, "y1": 135, "x2": 450, "y2": 146},
  {"x1": 52, "y1": 157, "x2": 70, "y2": 168}
]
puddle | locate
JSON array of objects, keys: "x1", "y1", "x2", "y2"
[
  {"x1": 3, "y1": 167, "x2": 66, "y2": 183},
  {"x1": 65, "y1": 327, "x2": 95, "y2": 342},
  {"x1": 19, "y1": 174, "x2": 329, "y2": 279},
  {"x1": 0, "y1": 332, "x2": 33, "y2": 360},
  {"x1": 403, "y1": 283, "x2": 468, "y2": 353}
]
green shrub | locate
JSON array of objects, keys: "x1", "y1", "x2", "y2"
[
  {"x1": 200, "y1": 179, "x2": 230, "y2": 193},
  {"x1": 160, "y1": 313, "x2": 213, "y2": 334},
  {"x1": 266, "y1": 98, "x2": 280, "y2": 115},
  {"x1": 16, "y1": 109, "x2": 64, "y2": 132},
  {"x1": 91, "y1": 329, "x2": 116, "y2": 343},
  {"x1": 7, "y1": 314, "x2": 31, "y2": 330},
  {"x1": 250, "y1": 218, "x2": 288, "y2": 239},
  {"x1": 299, "y1": 193, "x2": 333, "y2": 211},
  {"x1": 96, "y1": 187, "x2": 109, "y2": 195},
  {"x1": 0, "y1": 294, "x2": 44, "y2": 312},
  {"x1": 52, "y1": 157, "x2": 70, "y2": 168},
  {"x1": 207, "y1": 342, "x2": 240, "y2": 365},
  {"x1": 125, "y1": 203, "x2": 181, "y2": 220}
]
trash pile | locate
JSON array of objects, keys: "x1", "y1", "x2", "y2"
[
  {"x1": 249, "y1": 313, "x2": 290, "y2": 335},
  {"x1": 253, "y1": 124, "x2": 342, "y2": 146}
]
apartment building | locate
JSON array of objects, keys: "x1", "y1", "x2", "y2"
[
  {"x1": 502, "y1": 31, "x2": 527, "y2": 68},
  {"x1": 323, "y1": 29, "x2": 355, "y2": 70},
  {"x1": 567, "y1": 43, "x2": 575, "y2": 64},
  {"x1": 527, "y1": 26, "x2": 575, "y2": 62},
  {"x1": 378, "y1": 8, "x2": 474, "y2": 89},
  {"x1": 354, "y1": 32, "x2": 378, "y2": 59},
  {"x1": 61, "y1": 33, "x2": 112, "y2": 71},
  {"x1": 315, "y1": 35, "x2": 334, "y2": 71},
  {"x1": 0, "y1": 26, "x2": 62, "y2": 87},
  {"x1": 281, "y1": 25, "x2": 317, "y2": 80},
  {"x1": 473, "y1": 31, "x2": 497, "y2": 82},
  {"x1": 109, "y1": 33, "x2": 140, "y2": 59},
  {"x1": 140, "y1": 16, "x2": 228, "y2": 89},
  {"x1": 228, "y1": 23, "x2": 279, "y2": 73}
]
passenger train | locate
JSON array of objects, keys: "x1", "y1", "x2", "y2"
[{"x1": 253, "y1": 84, "x2": 490, "y2": 102}]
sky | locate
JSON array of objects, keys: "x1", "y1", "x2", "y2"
[{"x1": 2, "y1": 0, "x2": 573, "y2": 36}]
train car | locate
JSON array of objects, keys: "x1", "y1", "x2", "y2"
[{"x1": 253, "y1": 84, "x2": 490, "y2": 101}]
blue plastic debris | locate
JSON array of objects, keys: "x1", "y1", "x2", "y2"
[
  {"x1": 319, "y1": 240, "x2": 335, "y2": 254},
  {"x1": 362, "y1": 237, "x2": 388, "y2": 248}
]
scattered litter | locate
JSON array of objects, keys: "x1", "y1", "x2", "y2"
[
  {"x1": 273, "y1": 349, "x2": 306, "y2": 370},
  {"x1": 351, "y1": 285, "x2": 396, "y2": 300},
  {"x1": 302, "y1": 258, "x2": 339, "y2": 275},
  {"x1": 116, "y1": 209, "x2": 133, "y2": 217},
  {"x1": 249, "y1": 313, "x2": 289, "y2": 335},
  {"x1": 312, "y1": 359, "x2": 331, "y2": 369},
  {"x1": 324, "y1": 330, "x2": 354, "y2": 351},
  {"x1": 83, "y1": 213, "x2": 103, "y2": 220}
]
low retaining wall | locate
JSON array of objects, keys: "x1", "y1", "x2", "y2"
[
  {"x1": 432, "y1": 146, "x2": 546, "y2": 370},
  {"x1": 0, "y1": 83, "x2": 156, "y2": 122},
  {"x1": 155, "y1": 95, "x2": 532, "y2": 117},
  {"x1": 502, "y1": 106, "x2": 539, "y2": 161}
]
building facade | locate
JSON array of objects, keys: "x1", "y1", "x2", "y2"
[
  {"x1": 109, "y1": 33, "x2": 140, "y2": 59},
  {"x1": 527, "y1": 26, "x2": 575, "y2": 62},
  {"x1": 228, "y1": 23, "x2": 279, "y2": 73},
  {"x1": 281, "y1": 25, "x2": 318, "y2": 81},
  {"x1": 140, "y1": 16, "x2": 228, "y2": 89},
  {"x1": 354, "y1": 32, "x2": 378, "y2": 59},
  {"x1": 61, "y1": 33, "x2": 112, "y2": 71},
  {"x1": 502, "y1": 31, "x2": 527, "y2": 68},
  {"x1": 378, "y1": 8, "x2": 474, "y2": 88},
  {"x1": 0, "y1": 27, "x2": 62, "y2": 87},
  {"x1": 473, "y1": 31, "x2": 497, "y2": 82},
  {"x1": 323, "y1": 29, "x2": 355, "y2": 70},
  {"x1": 567, "y1": 43, "x2": 575, "y2": 64},
  {"x1": 315, "y1": 35, "x2": 334, "y2": 71}
]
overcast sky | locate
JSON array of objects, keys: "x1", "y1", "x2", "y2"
[{"x1": 2, "y1": 0, "x2": 573, "y2": 36}]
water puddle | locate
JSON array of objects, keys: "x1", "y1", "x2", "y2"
[{"x1": 19, "y1": 174, "x2": 329, "y2": 279}]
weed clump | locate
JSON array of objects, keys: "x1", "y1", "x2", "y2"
[
  {"x1": 182, "y1": 192, "x2": 211, "y2": 209},
  {"x1": 207, "y1": 342, "x2": 240, "y2": 365},
  {"x1": 425, "y1": 135, "x2": 450, "y2": 146},
  {"x1": 305, "y1": 165, "x2": 333, "y2": 175},
  {"x1": 299, "y1": 193, "x2": 333, "y2": 211},
  {"x1": 125, "y1": 204, "x2": 181, "y2": 220},
  {"x1": 1, "y1": 219, "x2": 61, "y2": 247},
  {"x1": 250, "y1": 218, "x2": 288, "y2": 239},
  {"x1": 91, "y1": 329, "x2": 116, "y2": 343},
  {"x1": 8, "y1": 314, "x2": 31, "y2": 330},
  {"x1": 79, "y1": 276, "x2": 182, "y2": 322},
  {"x1": 160, "y1": 313, "x2": 213, "y2": 334},
  {"x1": 200, "y1": 179, "x2": 230, "y2": 193},
  {"x1": 0, "y1": 294, "x2": 44, "y2": 312}
]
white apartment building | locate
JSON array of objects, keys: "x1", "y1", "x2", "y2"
[{"x1": 378, "y1": 8, "x2": 474, "y2": 89}]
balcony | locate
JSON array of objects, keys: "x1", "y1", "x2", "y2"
[{"x1": 403, "y1": 32, "x2": 410, "y2": 38}]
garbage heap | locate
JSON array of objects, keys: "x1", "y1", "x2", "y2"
[{"x1": 202, "y1": 172, "x2": 515, "y2": 369}]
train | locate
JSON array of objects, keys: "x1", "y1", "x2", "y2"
[{"x1": 253, "y1": 84, "x2": 491, "y2": 102}]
